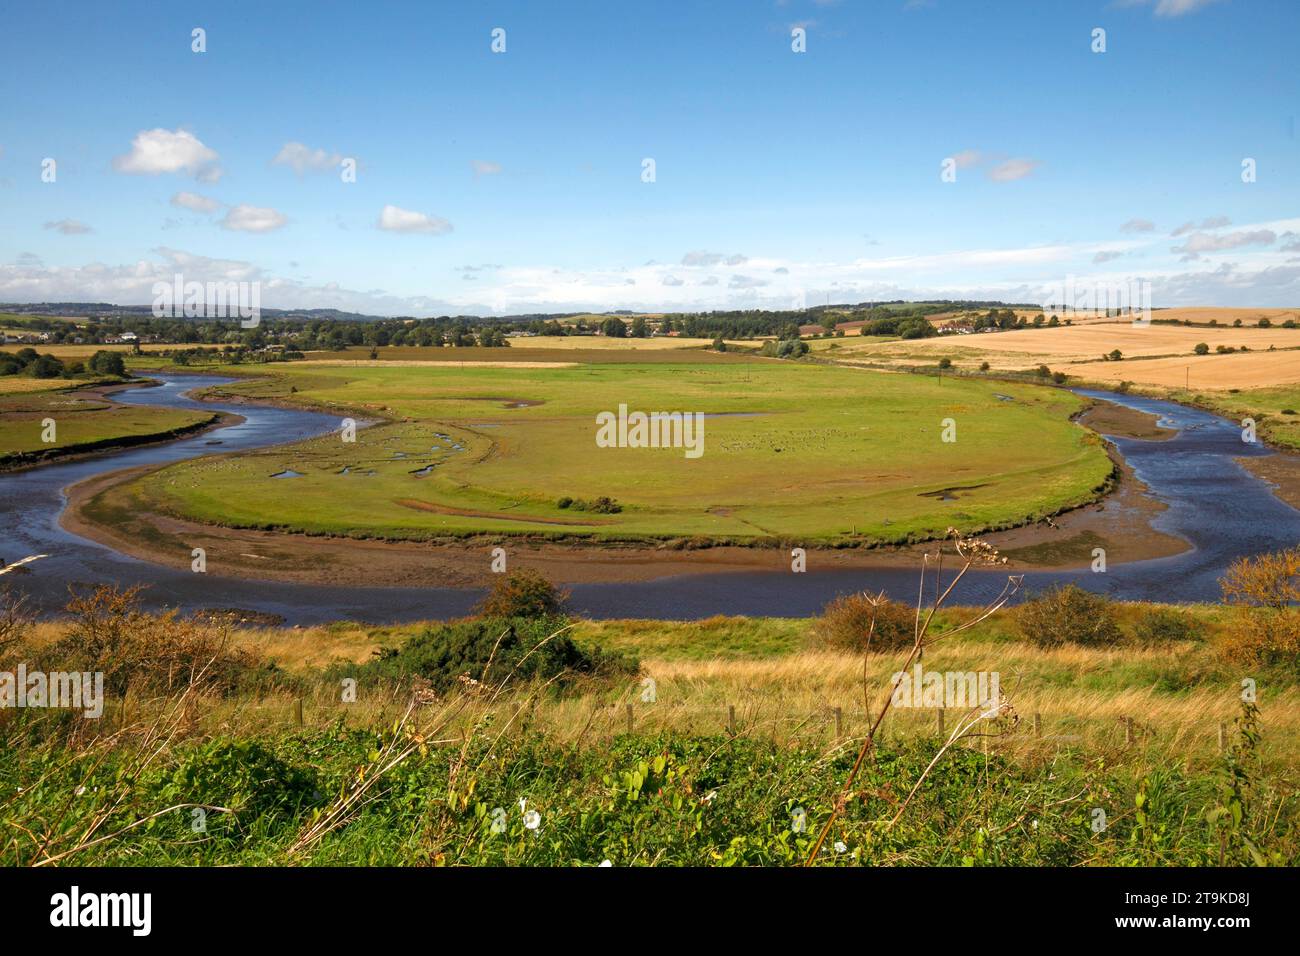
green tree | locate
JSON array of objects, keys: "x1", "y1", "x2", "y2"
[{"x1": 88, "y1": 350, "x2": 127, "y2": 377}]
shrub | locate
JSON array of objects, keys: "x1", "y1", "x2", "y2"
[
  {"x1": 348, "y1": 614, "x2": 635, "y2": 694},
  {"x1": 759, "y1": 338, "x2": 810, "y2": 359},
  {"x1": 1215, "y1": 549, "x2": 1300, "y2": 672},
  {"x1": 153, "y1": 739, "x2": 317, "y2": 833},
  {"x1": 477, "y1": 569, "x2": 569, "y2": 619},
  {"x1": 30, "y1": 355, "x2": 64, "y2": 378},
  {"x1": 1194, "y1": 342, "x2": 1209, "y2": 355},
  {"x1": 1132, "y1": 607, "x2": 1203, "y2": 645},
  {"x1": 938, "y1": 357, "x2": 952, "y2": 369},
  {"x1": 33, "y1": 586, "x2": 278, "y2": 697},
  {"x1": 816, "y1": 593, "x2": 915, "y2": 653},
  {"x1": 979, "y1": 361, "x2": 990, "y2": 372},
  {"x1": 87, "y1": 350, "x2": 127, "y2": 377},
  {"x1": 1216, "y1": 608, "x2": 1300, "y2": 673},
  {"x1": 1015, "y1": 585, "x2": 1123, "y2": 647},
  {"x1": 562, "y1": 495, "x2": 622, "y2": 514},
  {"x1": 1221, "y1": 547, "x2": 1300, "y2": 608}
]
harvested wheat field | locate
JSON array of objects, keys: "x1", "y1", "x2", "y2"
[
  {"x1": 839, "y1": 320, "x2": 1300, "y2": 371},
  {"x1": 1073, "y1": 349, "x2": 1300, "y2": 390}
]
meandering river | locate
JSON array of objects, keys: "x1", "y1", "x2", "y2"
[{"x1": 2, "y1": 374, "x2": 1297, "y2": 624}]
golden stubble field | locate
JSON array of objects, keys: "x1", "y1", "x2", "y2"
[
  {"x1": 1071, "y1": 349, "x2": 1300, "y2": 390},
  {"x1": 823, "y1": 315, "x2": 1300, "y2": 390}
]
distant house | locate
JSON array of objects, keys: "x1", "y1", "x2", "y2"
[{"x1": 119, "y1": 331, "x2": 139, "y2": 343}]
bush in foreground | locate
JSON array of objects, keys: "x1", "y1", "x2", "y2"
[
  {"x1": 1132, "y1": 606, "x2": 1203, "y2": 645},
  {"x1": 816, "y1": 593, "x2": 915, "y2": 653},
  {"x1": 476, "y1": 569, "x2": 569, "y2": 619},
  {"x1": 14, "y1": 585, "x2": 278, "y2": 698},
  {"x1": 1016, "y1": 584, "x2": 1123, "y2": 648},
  {"x1": 1217, "y1": 548, "x2": 1300, "y2": 672},
  {"x1": 341, "y1": 614, "x2": 636, "y2": 694}
]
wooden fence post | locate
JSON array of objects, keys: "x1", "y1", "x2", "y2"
[
  {"x1": 936, "y1": 709, "x2": 945, "y2": 736},
  {"x1": 1218, "y1": 721, "x2": 1228, "y2": 752},
  {"x1": 625, "y1": 702, "x2": 634, "y2": 734},
  {"x1": 292, "y1": 698, "x2": 303, "y2": 727},
  {"x1": 1033, "y1": 713, "x2": 1042, "y2": 739},
  {"x1": 1124, "y1": 716, "x2": 1134, "y2": 746}
]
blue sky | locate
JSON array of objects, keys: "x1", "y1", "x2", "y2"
[{"x1": 1, "y1": 0, "x2": 1297, "y2": 314}]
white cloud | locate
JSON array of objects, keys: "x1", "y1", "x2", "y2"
[
  {"x1": 271, "y1": 142, "x2": 345, "y2": 176},
  {"x1": 1115, "y1": 0, "x2": 1223, "y2": 15},
  {"x1": 1171, "y1": 215, "x2": 1230, "y2": 236},
  {"x1": 1172, "y1": 229, "x2": 1275, "y2": 261},
  {"x1": 43, "y1": 219, "x2": 93, "y2": 235},
  {"x1": 112, "y1": 128, "x2": 221, "y2": 180},
  {"x1": 11, "y1": 217, "x2": 1300, "y2": 315},
  {"x1": 987, "y1": 158, "x2": 1040, "y2": 182},
  {"x1": 681, "y1": 250, "x2": 747, "y2": 267},
  {"x1": 471, "y1": 160, "x2": 502, "y2": 177},
  {"x1": 1154, "y1": 0, "x2": 1222, "y2": 16},
  {"x1": 950, "y1": 149, "x2": 982, "y2": 169},
  {"x1": 1120, "y1": 218, "x2": 1155, "y2": 233},
  {"x1": 377, "y1": 204, "x2": 453, "y2": 235},
  {"x1": 220, "y1": 204, "x2": 288, "y2": 233},
  {"x1": 1092, "y1": 250, "x2": 1124, "y2": 264},
  {"x1": 0, "y1": 247, "x2": 472, "y2": 316},
  {"x1": 170, "y1": 191, "x2": 221, "y2": 214}
]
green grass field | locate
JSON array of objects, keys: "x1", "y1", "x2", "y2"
[
  {"x1": 6, "y1": 590, "x2": 1296, "y2": 867},
  {"x1": 124, "y1": 357, "x2": 1113, "y2": 544},
  {"x1": 0, "y1": 384, "x2": 214, "y2": 466},
  {"x1": 1176, "y1": 385, "x2": 1300, "y2": 450}
]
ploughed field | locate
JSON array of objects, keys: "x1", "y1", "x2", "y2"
[{"x1": 108, "y1": 355, "x2": 1113, "y2": 545}]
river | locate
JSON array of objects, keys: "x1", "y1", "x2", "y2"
[{"x1": 2, "y1": 374, "x2": 1297, "y2": 624}]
